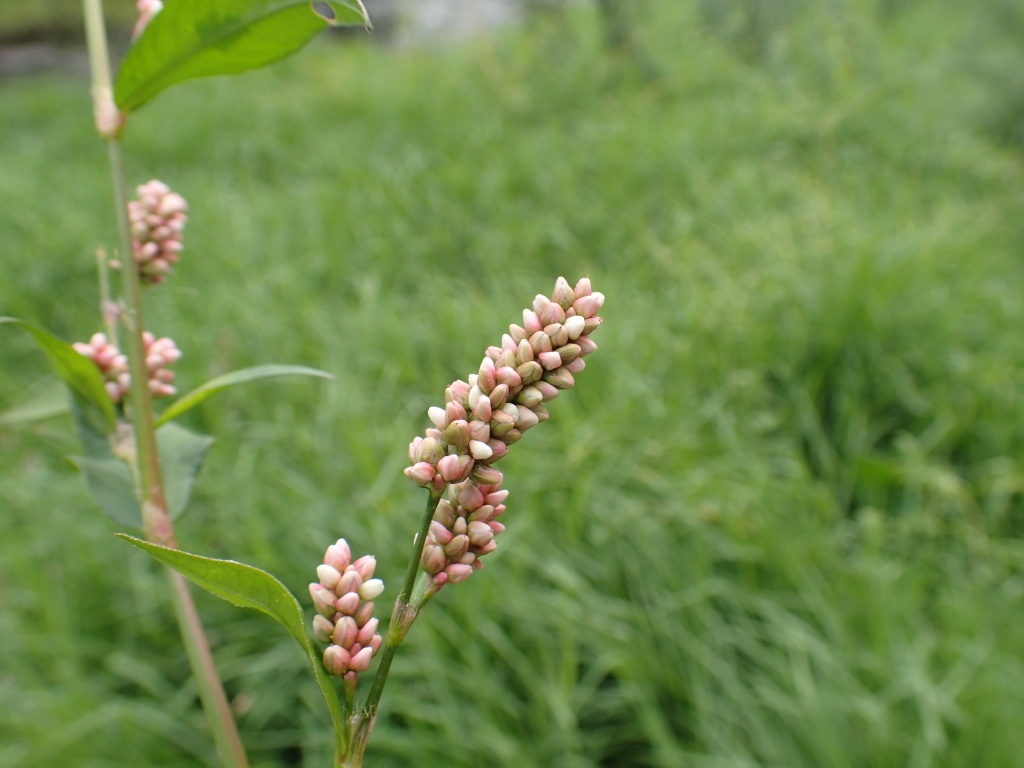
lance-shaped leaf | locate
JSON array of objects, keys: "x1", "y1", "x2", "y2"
[
  {"x1": 1, "y1": 318, "x2": 116, "y2": 434},
  {"x1": 155, "y1": 364, "x2": 334, "y2": 427},
  {"x1": 117, "y1": 536, "x2": 345, "y2": 741},
  {"x1": 115, "y1": 0, "x2": 371, "y2": 112}
]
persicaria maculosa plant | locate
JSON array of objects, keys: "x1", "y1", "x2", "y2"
[{"x1": 1, "y1": 1, "x2": 607, "y2": 766}]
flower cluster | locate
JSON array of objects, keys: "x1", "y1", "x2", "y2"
[
  {"x1": 73, "y1": 331, "x2": 181, "y2": 403},
  {"x1": 405, "y1": 276, "x2": 604, "y2": 588},
  {"x1": 128, "y1": 180, "x2": 188, "y2": 284},
  {"x1": 309, "y1": 539, "x2": 385, "y2": 681}
]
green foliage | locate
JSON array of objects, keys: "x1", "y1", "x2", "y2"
[
  {"x1": 116, "y1": 535, "x2": 346, "y2": 744},
  {"x1": 156, "y1": 364, "x2": 334, "y2": 426},
  {"x1": 115, "y1": 0, "x2": 370, "y2": 112},
  {"x1": 1, "y1": 1, "x2": 1023, "y2": 767},
  {"x1": 1, "y1": 317, "x2": 115, "y2": 433}
]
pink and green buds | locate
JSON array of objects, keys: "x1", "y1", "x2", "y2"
[
  {"x1": 404, "y1": 276, "x2": 604, "y2": 591},
  {"x1": 128, "y1": 180, "x2": 188, "y2": 284},
  {"x1": 310, "y1": 538, "x2": 384, "y2": 682},
  {"x1": 73, "y1": 331, "x2": 181, "y2": 403}
]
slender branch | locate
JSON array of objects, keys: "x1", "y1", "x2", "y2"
[
  {"x1": 360, "y1": 489, "x2": 442, "y2": 715},
  {"x1": 82, "y1": 3, "x2": 251, "y2": 767}
]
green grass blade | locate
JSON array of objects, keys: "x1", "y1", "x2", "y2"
[{"x1": 155, "y1": 364, "x2": 334, "y2": 427}]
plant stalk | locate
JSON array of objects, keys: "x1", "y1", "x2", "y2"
[
  {"x1": 83, "y1": 2, "x2": 250, "y2": 767},
  {"x1": 360, "y1": 489, "x2": 442, "y2": 715}
]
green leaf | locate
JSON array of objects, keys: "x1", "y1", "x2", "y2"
[
  {"x1": 1, "y1": 318, "x2": 116, "y2": 434},
  {"x1": 116, "y1": 536, "x2": 345, "y2": 738},
  {"x1": 155, "y1": 364, "x2": 334, "y2": 427},
  {"x1": 69, "y1": 452, "x2": 139, "y2": 527},
  {"x1": 157, "y1": 422, "x2": 215, "y2": 519},
  {"x1": 115, "y1": 0, "x2": 371, "y2": 112}
]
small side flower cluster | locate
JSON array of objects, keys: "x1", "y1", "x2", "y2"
[
  {"x1": 405, "y1": 276, "x2": 604, "y2": 589},
  {"x1": 128, "y1": 180, "x2": 188, "y2": 284},
  {"x1": 310, "y1": 539, "x2": 385, "y2": 682},
  {"x1": 73, "y1": 332, "x2": 181, "y2": 403}
]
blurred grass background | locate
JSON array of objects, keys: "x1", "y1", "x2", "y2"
[{"x1": 1, "y1": 0, "x2": 1023, "y2": 766}]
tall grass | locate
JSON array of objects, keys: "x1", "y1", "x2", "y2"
[{"x1": 1, "y1": 2, "x2": 1022, "y2": 766}]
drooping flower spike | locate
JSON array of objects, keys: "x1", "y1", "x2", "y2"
[{"x1": 405, "y1": 276, "x2": 604, "y2": 591}]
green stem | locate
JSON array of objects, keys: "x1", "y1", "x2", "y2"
[
  {"x1": 336, "y1": 490, "x2": 440, "y2": 767},
  {"x1": 82, "y1": 3, "x2": 250, "y2": 767},
  {"x1": 360, "y1": 489, "x2": 442, "y2": 715}
]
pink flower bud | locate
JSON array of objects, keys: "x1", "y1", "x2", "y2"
[
  {"x1": 469, "y1": 440, "x2": 493, "y2": 460},
  {"x1": 535, "y1": 381, "x2": 561, "y2": 400},
  {"x1": 316, "y1": 564, "x2": 342, "y2": 590},
  {"x1": 471, "y1": 465, "x2": 504, "y2": 485},
  {"x1": 404, "y1": 462, "x2": 437, "y2": 486},
  {"x1": 336, "y1": 570, "x2": 363, "y2": 596},
  {"x1": 311, "y1": 586, "x2": 337, "y2": 617},
  {"x1": 516, "y1": 360, "x2": 542, "y2": 385},
  {"x1": 530, "y1": 330, "x2": 553, "y2": 355},
  {"x1": 457, "y1": 482, "x2": 485, "y2": 512},
  {"x1": 336, "y1": 592, "x2": 361, "y2": 615},
  {"x1": 545, "y1": 322, "x2": 569, "y2": 348},
  {"x1": 572, "y1": 295, "x2": 603, "y2": 319},
  {"x1": 429, "y1": 520, "x2": 454, "y2": 545},
  {"x1": 421, "y1": 543, "x2": 448, "y2": 574},
  {"x1": 349, "y1": 646, "x2": 375, "y2": 672},
  {"x1": 468, "y1": 520, "x2": 494, "y2": 547},
  {"x1": 578, "y1": 336, "x2": 598, "y2": 356},
  {"x1": 312, "y1": 614, "x2": 334, "y2": 644},
  {"x1": 544, "y1": 368, "x2": 575, "y2": 390},
  {"x1": 539, "y1": 301, "x2": 566, "y2": 327},
  {"x1": 354, "y1": 600, "x2": 376, "y2": 627},
  {"x1": 538, "y1": 351, "x2": 563, "y2": 371},
  {"x1": 565, "y1": 357, "x2": 586, "y2": 374},
  {"x1": 356, "y1": 618, "x2": 379, "y2": 646},
  {"x1": 468, "y1": 420, "x2": 490, "y2": 443},
  {"x1": 445, "y1": 564, "x2": 474, "y2": 583},
  {"x1": 564, "y1": 315, "x2": 586, "y2": 340},
  {"x1": 443, "y1": 419, "x2": 471, "y2": 450},
  {"x1": 508, "y1": 324, "x2": 529, "y2": 343},
  {"x1": 517, "y1": 386, "x2": 543, "y2": 408},
  {"x1": 523, "y1": 309, "x2": 542, "y2": 333},
  {"x1": 444, "y1": 534, "x2": 471, "y2": 560},
  {"x1": 574, "y1": 277, "x2": 592, "y2": 298},
  {"x1": 358, "y1": 578, "x2": 384, "y2": 601},
  {"x1": 517, "y1": 338, "x2": 535, "y2": 363},
  {"x1": 351, "y1": 555, "x2": 377, "y2": 580},
  {"x1": 428, "y1": 406, "x2": 448, "y2": 429},
  {"x1": 445, "y1": 400, "x2": 467, "y2": 424},
  {"x1": 323, "y1": 645, "x2": 350, "y2": 676},
  {"x1": 553, "y1": 276, "x2": 575, "y2": 309},
  {"x1": 324, "y1": 539, "x2": 351, "y2": 572},
  {"x1": 333, "y1": 616, "x2": 358, "y2": 648},
  {"x1": 473, "y1": 396, "x2": 493, "y2": 423},
  {"x1": 488, "y1": 383, "x2": 509, "y2": 409}
]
